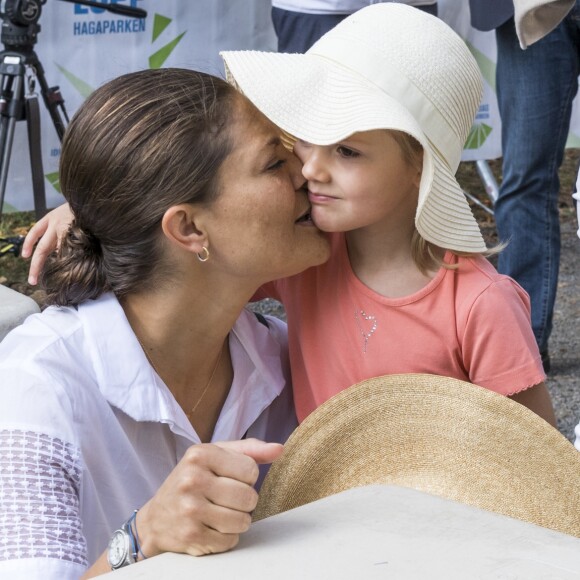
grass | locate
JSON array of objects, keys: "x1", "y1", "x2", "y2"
[{"x1": 0, "y1": 210, "x2": 36, "y2": 292}]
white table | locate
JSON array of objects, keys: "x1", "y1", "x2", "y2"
[{"x1": 104, "y1": 485, "x2": 580, "y2": 579}]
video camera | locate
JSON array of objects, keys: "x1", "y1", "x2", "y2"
[{"x1": 0, "y1": 0, "x2": 45, "y2": 51}]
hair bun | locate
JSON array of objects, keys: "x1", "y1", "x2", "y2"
[
  {"x1": 69, "y1": 223, "x2": 102, "y2": 254},
  {"x1": 40, "y1": 222, "x2": 109, "y2": 306}
]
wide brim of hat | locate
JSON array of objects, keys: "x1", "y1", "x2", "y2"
[
  {"x1": 253, "y1": 374, "x2": 580, "y2": 538},
  {"x1": 221, "y1": 51, "x2": 486, "y2": 253}
]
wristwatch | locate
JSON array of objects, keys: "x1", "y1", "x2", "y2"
[{"x1": 107, "y1": 521, "x2": 137, "y2": 570}]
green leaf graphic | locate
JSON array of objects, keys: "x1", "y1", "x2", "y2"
[
  {"x1": 152, "y1": 14, "x2": 172, "y2": 42},
  {"x1": 45, "y1": 172, "x2": 61, "y2": 194},
  {"x1": 149, "y1": 31, "x2": 186, "y2": 69},
  {"x1": 55, "y1": 64, "x2": 94, "y2": 99},
  {"x1": 52, "y1": 14, "x2": 185, "y2": 108},
  {"x1": 465, "y1": 42, "x2": 496, "y2": 91},
  {"x1": 465, "y1": 123, "x2": 492, "y2": 149}
]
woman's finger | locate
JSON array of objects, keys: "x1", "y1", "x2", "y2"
[
  {"x1": 201, "y1": 501, "x2": 253, "y2": 535},
  {"x1": 204, "y1": 474, "x2": 258, "y2": 513},
  {"x1": 182, "y1": 526, "x2": 240, "y2": 557},
  {"x1": 216, "y1": 438, "x2": 284, "y2": 465},
  {"x1": 184, "y1": 444, "x2": 260, "y2": 487}
]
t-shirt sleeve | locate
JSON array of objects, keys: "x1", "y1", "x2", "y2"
[{"x1": 461, "y1": 278, "x2": 545, "y2": 395}]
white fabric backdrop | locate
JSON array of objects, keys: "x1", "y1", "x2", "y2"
[
  {"x1": 2, "y1": 0, "x2": 579, "y2": 211},
  {"x1": 3, "y1": 0, "x2": 277, "y2": 212}
]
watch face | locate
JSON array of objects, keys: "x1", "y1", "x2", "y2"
[{"x1": 108, "y1": 529, "x2": 128, "y2": 568}]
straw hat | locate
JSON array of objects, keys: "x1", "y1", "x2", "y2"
[
  {"x1": 253, "y1": 374, "x2": 580, "y2": 538},
  {"x1": 221, "y1": 3, "x2": 486, "y2": 254}
]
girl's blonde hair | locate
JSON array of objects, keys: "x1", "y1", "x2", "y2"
[{"x1": 390, "y1": 130, "x2": 501, "y2": 275}]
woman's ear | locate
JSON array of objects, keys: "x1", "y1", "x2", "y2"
[{"x1": 161, "y1": 204, "x2": 207, "y2": 256}]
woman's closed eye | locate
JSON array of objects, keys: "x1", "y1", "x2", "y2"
[{"x1": 266, "y1": 158, "x2": 287, "y2": 171}]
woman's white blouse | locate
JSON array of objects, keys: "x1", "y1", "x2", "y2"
[{"x1": 0, "y1": 293, "x2": 296, "y2": 579}]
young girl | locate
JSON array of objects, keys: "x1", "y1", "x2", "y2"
[
  {"x1": 220, "y1": 3, "x2": 555, "y2": 425},
  {"x1": 24, "y1": 5, "x2": 555, "y2": 427}
]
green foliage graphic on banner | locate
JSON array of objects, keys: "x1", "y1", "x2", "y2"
[
  {"x1": 152, "y1": 14, "x2": 171, "y2": 42},
  {"x1": 466, "y1": 42, "x2": 495, "y2": 92},
  {"x1": 465, "y1": 123, "x2": 492, "y2": 150},
  {"x1": 45, "y1": 172, "x2": 61, "y2": 194},
  {"x1": 47, "y1": 13, "x2": 187, "y2": 191},
  {"x1": 55, "y1": 65, "x2": 93, "y2": 100}
]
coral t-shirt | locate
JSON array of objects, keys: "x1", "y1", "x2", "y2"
[{"x1": 256, "y1": 233, "x2": 545, "y2": 422}]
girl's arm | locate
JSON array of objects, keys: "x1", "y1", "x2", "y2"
[
  {"x1": 508, "y1": 382, "x2": 557, "y2": 427},
  {"x1": 21, "y1": 203, "x2": 73, "y2": 285}
]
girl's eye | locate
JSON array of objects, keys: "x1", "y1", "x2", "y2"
[
  {"x1": 267, "y1": 159, "x2": 286, "y2": 171},
  {"x1": 337, "y1": 146, "x2": 359, "y2": 158}
]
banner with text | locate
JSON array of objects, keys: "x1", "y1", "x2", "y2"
[{"x1": 2, "y1": 0, "x2": 579, "y2": 211}]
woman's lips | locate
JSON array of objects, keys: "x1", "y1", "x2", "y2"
[{"x1": 295, "y1": 203, "x2": 314, "y2": 224}]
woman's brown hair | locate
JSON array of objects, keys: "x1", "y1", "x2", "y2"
[{"x1": 41, "y1": 68, "x2": 238, "y2": 306}]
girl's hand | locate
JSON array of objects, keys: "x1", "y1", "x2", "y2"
[
  {"x1": 135, "y1": 439, "x2": 283, "y2": 558},
  {"x1": 21, "y1": 203, "x2": 74, "y2": 285}
]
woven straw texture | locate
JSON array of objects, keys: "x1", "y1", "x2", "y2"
[
  {"x1": 221, "y1": 3, "x2": 487, "y2": 253},
  {"x1": 254, "y1": 374, "x2": 580, "y2": 538}
]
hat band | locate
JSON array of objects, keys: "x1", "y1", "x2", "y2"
[{"x1": 309, "y1": 35, "x2": 463, "y2": 171}]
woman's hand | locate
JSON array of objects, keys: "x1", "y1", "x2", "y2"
[
  {"x1": 21, "y1": 203, "x2": 73, "y2": 285},
  {"x1": 136, "y1": 439, "x2": 283, "y2": 558},
  {"x1": 81, "y1": 439, "x2": 283, "y2": 578}
]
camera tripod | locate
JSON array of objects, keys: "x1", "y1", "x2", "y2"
[
  {"x1": 0, "y1": 0, "x2": 146, "y2": 222},
  {"x1": 0, "y1": 47, "x2": 67, "y2": 221}
]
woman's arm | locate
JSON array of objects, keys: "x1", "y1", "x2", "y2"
[
  {"x1": 81, "y1": 439, "x2": 283, "y2": 578},
  {"x1": 508, "y1": 382, "x2": 557, "y2": 427},
  {"x1": 21, "y1": 203, "x2": 73, "y2": 285}
]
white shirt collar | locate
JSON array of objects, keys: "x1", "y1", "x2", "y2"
[{"x1": 77, "y1": 293, "x2": 286, "y2": 442}]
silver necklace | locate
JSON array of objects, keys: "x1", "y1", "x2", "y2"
[{"x1": 354, "y1": 308, "x2": 378, "y2": 354}]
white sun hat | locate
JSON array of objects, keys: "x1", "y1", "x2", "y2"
[
  {"x1": 513, "y1": 0, "x2": 575, "y2": 48},
  {"x1": 221, "y1": 3, "x2": 486, "y2": 253}
]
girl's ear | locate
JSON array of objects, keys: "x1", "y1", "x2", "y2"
[
  {"x1": 161, "y1": 204, "x2": 207, "y2": 256},
  {"x1": 413, "y1": 149, "x2": 424, "y2": 190},
  {"x1": 413, "y1": 167, "x2": 423, "y2": 190}
]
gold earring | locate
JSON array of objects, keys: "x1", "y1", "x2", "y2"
[{"x1": 197, "y1": 246, "x2": 210, "y2": 262}]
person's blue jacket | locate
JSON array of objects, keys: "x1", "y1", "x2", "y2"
[{"x1": 469, "y1": 0, "x2": 513, "y2": 30}]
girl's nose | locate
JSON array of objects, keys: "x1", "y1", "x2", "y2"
[{"x1": 300, "y1": 148, "x2": 329, "y2": 183}]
